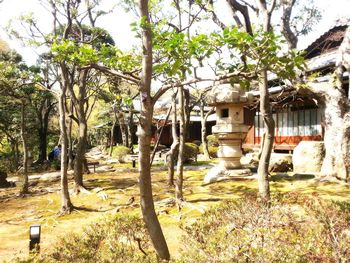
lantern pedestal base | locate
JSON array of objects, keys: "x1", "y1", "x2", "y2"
[{"x1": 204, "y1": 163, "x2": 252, "y2": 184}]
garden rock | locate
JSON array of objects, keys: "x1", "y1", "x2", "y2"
[
  {"x1": 269, "y1": 153, "x2": 293, "y2": 173},
  {"x1": 95, "y1": 165, "x2": 115, "y2": 173},
  {"x1": 241, "y1": 153, "x2": 259, "y2": 167},
  {"x1": 293, "y1": 141, "x2": 325, "y2": 173},
  {"x1": 39, "y1": 171, "x2": 61, "y2": 182}
]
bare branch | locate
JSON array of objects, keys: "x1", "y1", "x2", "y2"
[
  {"x1": 82, "y1": 64, "x2": 141, "y2": 84},
  {"x1": 239, "y1": 0, "x2": 258, "y2": 13},
  {"x1": 281, "y1": 0, "x2": 298, "y2": 49},
  {"x1": 197, "y1": 1, "x2": 226, "y2": 30},
  {"x1": 152, "y1": 70, "x2": 256, "y2": 102},
  {"x1": 256, "y1": 0, "x2": 276, "y2": 31},
  {"x1": 226, "y1": 0, "x2": 253, "y2": 34}
]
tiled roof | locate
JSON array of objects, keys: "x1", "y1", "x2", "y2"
[
  {"x1": 304, "y1": 20, "x2": 349, "y2": 59},
  {"x1": 306, "y1": 49, "x2": 338, "y2": 71}
]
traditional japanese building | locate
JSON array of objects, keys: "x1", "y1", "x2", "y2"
[{"x1": 243, "y1": 22, "x2": 349, "y2": 152}]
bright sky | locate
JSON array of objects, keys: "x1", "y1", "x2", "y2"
[{"x1": 0, "y1": 0, "x2": 349, "y2": 65}]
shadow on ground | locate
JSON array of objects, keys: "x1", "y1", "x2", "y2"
[{"x1": 271, "y1": 173, "x2": 315, "y2": 182}]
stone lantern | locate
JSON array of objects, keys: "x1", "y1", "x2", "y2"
[{"x1": 204, "y1": 84, "x2": 254, "y2": 184}]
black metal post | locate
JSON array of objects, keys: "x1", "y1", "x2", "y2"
[{"x1": 29, "y1": 224, "x2": 41, "y2": 254}]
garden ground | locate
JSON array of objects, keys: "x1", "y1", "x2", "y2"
[{"x1": 1, "y1": 158, "x2": 350, "y2": 262}]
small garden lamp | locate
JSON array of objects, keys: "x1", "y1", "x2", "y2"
[
  {"x1": 29, "y1": 224, "x2": 41, "y2": 253},
  {"x1": 132, "y1": 156, "x2": 136, "y2": 168}
]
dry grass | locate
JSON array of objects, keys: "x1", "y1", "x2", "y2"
[{"x1": 0, "y1": 164, "x2": 349, "y2": 262}]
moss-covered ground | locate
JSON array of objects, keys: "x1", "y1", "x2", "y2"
[{"x1": 0, "y1": 161, "x2": 349, "y2": 261}]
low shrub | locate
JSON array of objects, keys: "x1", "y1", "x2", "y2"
[
  {"x1": 192, "y1": 140, "x2": 201, "y2": 146},
  {"x1": 179, "y1": 194, "x2": 350, "y2": 262},
  {"x1": 199, "y1": 144, "x2": 218, "y2": 158},
  {"x1": 167, "y1": 143, "x2": 199, "y2": 164},
  {"x1": 184, "y1": 143, "x2": 199, "y2": 163},
  {"x1": 26, "y1": 215, "x2": 156, "y2": 263},
  {"x1": 0, "y1": 152, "x2": 19, "y2": 172},
  {"x1": 112, "y1": 146, "x2": 131, "y2": 163},
  {"x1": 51, "y1": 159, "x2": 60, "y2": 170},
  {"x1": 206, "y1": 134, "x2": 219, "y2": 147}
]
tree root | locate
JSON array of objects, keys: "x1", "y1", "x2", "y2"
[
  {"x1": 176, "y1": 197, "x2": 185, "y2": 211},
  {"x1": 59, "y1": 205, "x2": 74, "y2": 216},
  {"x1": 73, "y1": 185, "x2": 91, "y2": 195}
]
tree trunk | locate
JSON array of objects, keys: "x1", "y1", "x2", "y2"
[
  {"x1": 20, "y1": 102, "x2": 29, "y2": 194},
  {"x1": 257, "y1": 70, "x2": 273, "y2": 203},
  {"x1": 255, "y1": 0, "x2": 275, "y2": 203},
  {"x1": 15, "y1": 141, "x2": 19, "y2": 169},
  {"x1": 74, "y1": 113, "x2": 87, "y2": 193},
  {"x1": 9, "y1": 140, "x2": 16, "y2": 168},
  {"x1": 127, "y1": 111, "x2": 134, "y2": 153},
  {"x1": 127, "y1": 111, "x2": 135, "y2": 153},
  {"x1": 150, "y1": 105, "x2": 171, "y2": 165},
  {"x1": 37, "y1": 99, "x2": 51, "y2": 163},
  {"x1": 167, "y1": 93, "x2": 179, "y2": 186},
  {"x1": 175, "y1": 87, "x2": 185, "y2": 203},
  {"x1": 109, "y1": 111, "x2": 117, "y2": 156},
  {"x1": 302, "y1": 81, "x2": 350, "y2": 181},
  {"x1": 138, "y1": 101, "x2": 170, "y2": 260},
  {"x1": 67, "y1": 117, "x2": 74, "y2": 170},
  {"x1": 184, "y1": 88, "x2": 191, "y2": 141},
  {"x1": 117, "y1": 111, "x2": 128, "y2": 147},
  {"x1": 8, "y1": 137, "x2": 19, "y2": 171},
  {"x1": 320, "y1": 95, "x2": 350, "y2": 181},
  {"x1": 200, "y1": 100, "x2": 212, "y2": 160},
  {"x1": 138, "y1": 0, "x2": 170, "y2": 259},
  {"x1": 58, "y1": 84, "x2": 73, "y2": 214},
  {"x1": 38, "y1": 126, "x2": 47, "y2": 162},
  {"x1": 281, "y1": 0, "x2": 298, "y2": 49},
  {"x1": 303, "y1": 26, "x2": 350, "y2": 182},
  {"x1": 67, "y1": 102, "x2": 74, "y2": 170},
  {"x1": 70, "y1": 70, "x2": 89, "y2": 193}
]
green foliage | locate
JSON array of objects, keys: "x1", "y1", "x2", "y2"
[
  {"x1": 100, "y1": 46, "x2": 141, "y2": 71},
  {"x1": 192, "y1": 140, "x2": 201, "y2": 146},
  {"x1": 211, "y1": 28, "x2": 305, "y2": 85},
  {"x1": 0, "y1": 49, "x2": 43, "y2": 170},
  {"x1": 49, "y1": 23, "x2": 116, "y2": 65},
  {"x1": 48, "y1": 11, "x2": 305, "y2": 94},
  {"x1": 199, "y1": 144, "x2": 218, "y2": 158},
  {"x1": 112, "y1": 145, "x2": 131, "y2": 163},
  {"x1": 0, "y1": 148, "x2": 17, "y2": 173},
  {"x1": 51, "y1": 39, "x2": 140, "y2": 71},
  {"x1": 51, "y1": 40, "x2": 98, "y2": 65},
  {"x1": 206, "y1": 134, "x2": 219, "y2": 147},
  {"x1": 152, "y1": 29, "x2": 190, "y2": 78},
  {"x1": 180, "y1": 194, "x2": 350, "y2": 262},
  {"x1": 51, "y1": 159, "x2": 60, "y2": 171},
  {"x1": 25, "y1": 214, "x2": 156, "y2": 262},
  {"x1": 184, "y1": 143, "x2": 199, "y2": 163},
  {"x1": 198, "y1": 135, "x2": 219, "y2": 157},
  {"x1": 0, "y1": 50, "x2": 40, "y2": 94},
  {"x1": 290, "y1": 0, "x2": 322, "y2": 36},
  {"x1": 207, "y1": 146, "x2": 218, "y2": 158}
]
